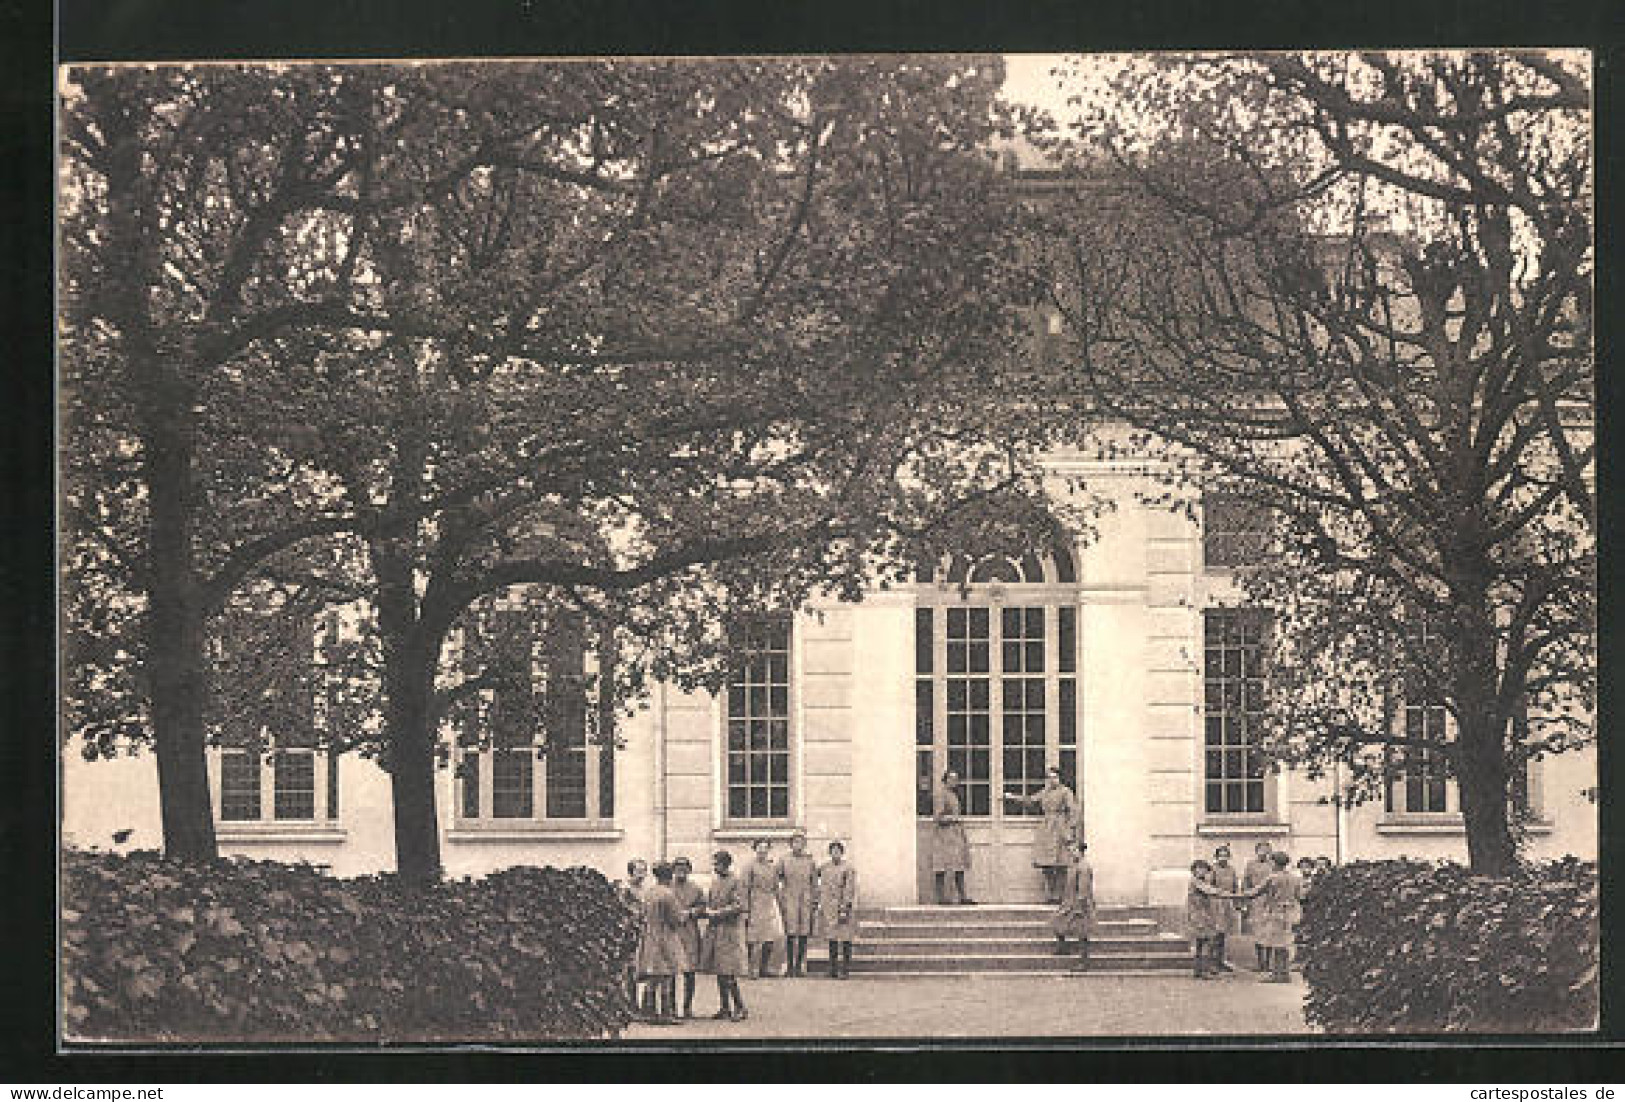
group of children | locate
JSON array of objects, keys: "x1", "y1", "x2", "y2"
[
  {"x1": 1186, "y1": 841, "x2": 1334, "y2": 982},
  {"x1": 617, "y1": 831, "x2": 858, "y2": 1025}
]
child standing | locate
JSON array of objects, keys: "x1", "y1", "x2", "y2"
[
  {"x1": 670, "y1": 856, "x2": 706, "y2": 1018},
  {"x1": 637, "y1": 862, "x2": 689, "y2": 1024},
  {"x1": 814, "y1": 840, "x2": 858, "y2": 979},
  {"x1": 1241, "y1": 841, "x2": 1276, "y2": 971},
  {"x1": 1209, "y1": 845, "x2": 1240, "y2": 973},
  {"x1": 699, "y1": 850, "x2": 750, "y2": 1021},
  {"x1": 1239, "y1": 850, "x2": 1304, "y2": 983},
  {"x1": 619, "y1": 858, "x2": 650, "y2": 1016},
  {"x1": 1053, "y1": 839, "x2": 1097, "y2": 971},
  {"x1": 779, "y1": 831, "x2": 819, "y2": 977},
  {"x1": 743, "y1": 838, "x2": 787, "y2": 978},
  {"x1": 1186, "y1": 859, "x2": 1238, "y2": 979}
]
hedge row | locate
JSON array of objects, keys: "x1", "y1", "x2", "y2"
[
  {"x1": 62, "y1": 849, "x2": 639, "y2": 1042},
  {"x1": 1298, "y1": 857, "x2": 1598, "y2": 1033}
]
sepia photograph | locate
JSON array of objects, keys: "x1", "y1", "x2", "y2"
[{"x1": 55, "y1": 49, "x2": 1597, "y2": 1046}]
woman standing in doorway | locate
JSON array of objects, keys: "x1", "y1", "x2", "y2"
[
  {"x1": 742, "y1": 838, "x2": 787, "y2": 978},
  {"x1": 932, "y1": 771, "x2": 975, "y2": 905},
  {"x1": 1005, "y1": 766, "x2": 1079, "y2": 904},
  {"x1": 779, "y1": 830, "x2": 819, "y2": 977}
]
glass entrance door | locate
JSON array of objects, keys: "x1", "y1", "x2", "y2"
[{"x1": 913, "y1": 553, "x2": 1081, "y2": 902}]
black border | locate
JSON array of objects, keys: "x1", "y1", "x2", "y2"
[{"x1": 8, "y1": 0, "x2": 1623, "y2": 1083}]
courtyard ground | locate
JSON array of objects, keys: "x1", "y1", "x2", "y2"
[{"x1": 621, "y1": 970, "x2": 1313, "y2": 1041}]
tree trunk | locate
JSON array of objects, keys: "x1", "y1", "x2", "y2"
[
  {"x1": 374, "y1": 543, "x2": 443, "y2": 887},
  {"x1": 142, "y1": 388, "x2": 218, "y2": 863},
  {"x1": 1452, "y1": 592, "x2": 1518, "y2": 878}
]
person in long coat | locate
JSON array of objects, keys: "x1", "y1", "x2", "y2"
[
  {"x1": 698, "y1": 850, "x2": 749, "y2": 1021},
  {"x1": 618, "y1": 858, "x2": 650, "y2": 1014},
  {"x1": 742, "y1": 838, "x2": 786, "y2": 978},
  {"x1": 1238, "y1": 850, "x2": 1304, "y2": 983},
  {"x1": 1052, "y1": 838, "x2": 1097, "y2": 970},
  {"x1": 932, "y1": 771, "x2": 975, "y2": 905},
  {"x1": 670, "y1": 856, "x2": 707, "y2": 1018},
  {"x1": 778, "y1": 830, "x2": 820, "y2": 977},
  {"x1": 1005, "y1": 766, "x2": 1079, "y2": 903},
  {"x1": 812, "y1": 840, "x2": 859, "y2": 979},
  {"x1": 1185, "y1": 859, "x2": 1240, "y2": 978},
  {"x1": 636, "y1": 862, "x2": 690, "y2": 1024},
  {"x1": 1209, "y1": 845, "x2": 1241, "y2": 973},
  {"x1": 1240, "y1": 840, "x2": 1276, "y2": 970}
]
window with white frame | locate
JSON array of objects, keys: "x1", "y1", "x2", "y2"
[
  {"x1": 214, "y1": 611, "x2": 341, "y2": 827},
  {"x1": 1203, "y1": 609, "x2": 1272, "y2": 816},
  {"x1": 724, "y1": 614, "x2": 793, "y2": 823},
  {"x1": 454, "y1": 603, "x2": 615, "y2": 824},
  {"x1": 1385, "y1": 619, "x2": 1454, "y2": 816}
]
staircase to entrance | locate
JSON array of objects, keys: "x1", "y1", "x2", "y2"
[{"x1": 807, "y1": 904, "x2": 1191, "y2": 977}]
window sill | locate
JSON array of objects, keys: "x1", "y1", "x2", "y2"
[
  {"x1": 1376, "y1": 816, "x2": 1555, "y2": 836},
  {"x1": 217, "y1": 823, "x2": 347, "y2": 843},
  {"x1": 446, "y1": 822, "x2": 622, "y2": 843},
  {"x1": 714, "y1": 825, "x2": 802, "y2": 842},
  {"x1": 1196, "y1": 820, "x2": 1289, "y2": 837}
]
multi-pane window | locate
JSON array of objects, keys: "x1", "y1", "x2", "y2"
[
  {"x1": 1001, "y1": 607, "x2": 1046, "y2": 815},
  {"x1": 915, "y1": 607, "x2": 935, "y2": 817},
  {"x1": 220, "y1": 751, "x2": 262, "y2": 821},
  {"x1": 725, "y1": 615, "x2": 792, "y2": 822},
  {"x1": 1203, "y1": 610, "x2": 1269, "y2": 815},
  {"x1": 1386, "y1": 619, "x2": 1453, "y2": 816},
  {"x1": 1388, "y1": 704, "x2": 1450, "y2": 814},
  {"x1": 946, "y1": 606, "x2": 993, "y2": 816},
  {"x1": 455, "y1": 604, "x2": 616, "y2": 823},
  {"x1": 272, "y1": 751, "x2": 317, "y2": 820},
  {"x1": 917, "y1": 545, "x2": 1080, "y2": 825},
  {"x1": 212, "y1": 610, "x2": 340, "y2": 827},
  {"x1": 1058, "y1": 606, "x2": 1077, "y2": 792},
  {"x1": 1203, "y1": 493, "x2": 1274, "y2": 569}
]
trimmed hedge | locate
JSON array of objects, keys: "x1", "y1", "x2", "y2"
[
  {"x1": 62, "y1": 849, "x2": 639, "y2": 1042},
  {"x1": 1299, "y1": 857, "x2": 1598, "y2": 1033}
]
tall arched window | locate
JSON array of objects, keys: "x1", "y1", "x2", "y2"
[{"x1": 913, "y1": 543, "x2": 1081, "y2": 821}]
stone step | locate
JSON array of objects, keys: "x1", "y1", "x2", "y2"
[
  {"x1": 858, "y1": 905, "x2": 1161, "y2": 922},
  {"x1": 862, "y1": 918, "x2": 1157, "y2": 938},
  {"x1": 849, "y1": 935, "x2": 1183, "y2": 956},
  {"x1": 803, "y1": 951, "x2": 1194, "y2": 974}
]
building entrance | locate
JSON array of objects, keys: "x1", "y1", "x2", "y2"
[{"x1": 912, "y1": 549, "x2": 1082, "y2": 903}]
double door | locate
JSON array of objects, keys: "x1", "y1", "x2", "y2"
[{"x1": 914, "y1": 600, "x2": 1081, "y2": 902}]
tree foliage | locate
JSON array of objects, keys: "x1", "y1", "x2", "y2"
[
  {"x1": 1039, "y1": 51, "x2": 1593, "y2": 873},
  {"x1": 60, "y1": 58, "x2": 1076, "y2": 877}
]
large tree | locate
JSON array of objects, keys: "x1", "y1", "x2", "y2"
[
  {"x1": 61, "y1": 59, "x2": 1068, "y2": 879},
  {"x1": 1039, "y1": 51, "x2": 1593, "y2": 875}
]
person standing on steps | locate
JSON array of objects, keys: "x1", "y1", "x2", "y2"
[
  {"x1": 1004, "y1": 766, "x2": 1079, "y2": 904},
  {"x1": 699, "y1": 850, "x2": 749, "y2": 1021},
  {"x1": 1053, "y1": 838, "x2": 1096, "y2": 970},
  {"x1": 779, "y1": 830, "x2": 819, "y2": 977},
  {"x1": 1209, "y1": 845, "x2": 1240, "y2": 973},
  {"x1": 932, "y1": 770, "x2": 975, "y2": 905},
  {"x1": 743, "y1": 837, "x2": 787, "y2": 978},
  {"x1": 1241, "y1": 840, "x2": 1276, "y2": 971},
  {"x1": 670, "y1": 856, "x2": 706, "y2": 1018},
  {"x1": 814, "y1": 839, "x2": 858, "y2": 979}
]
